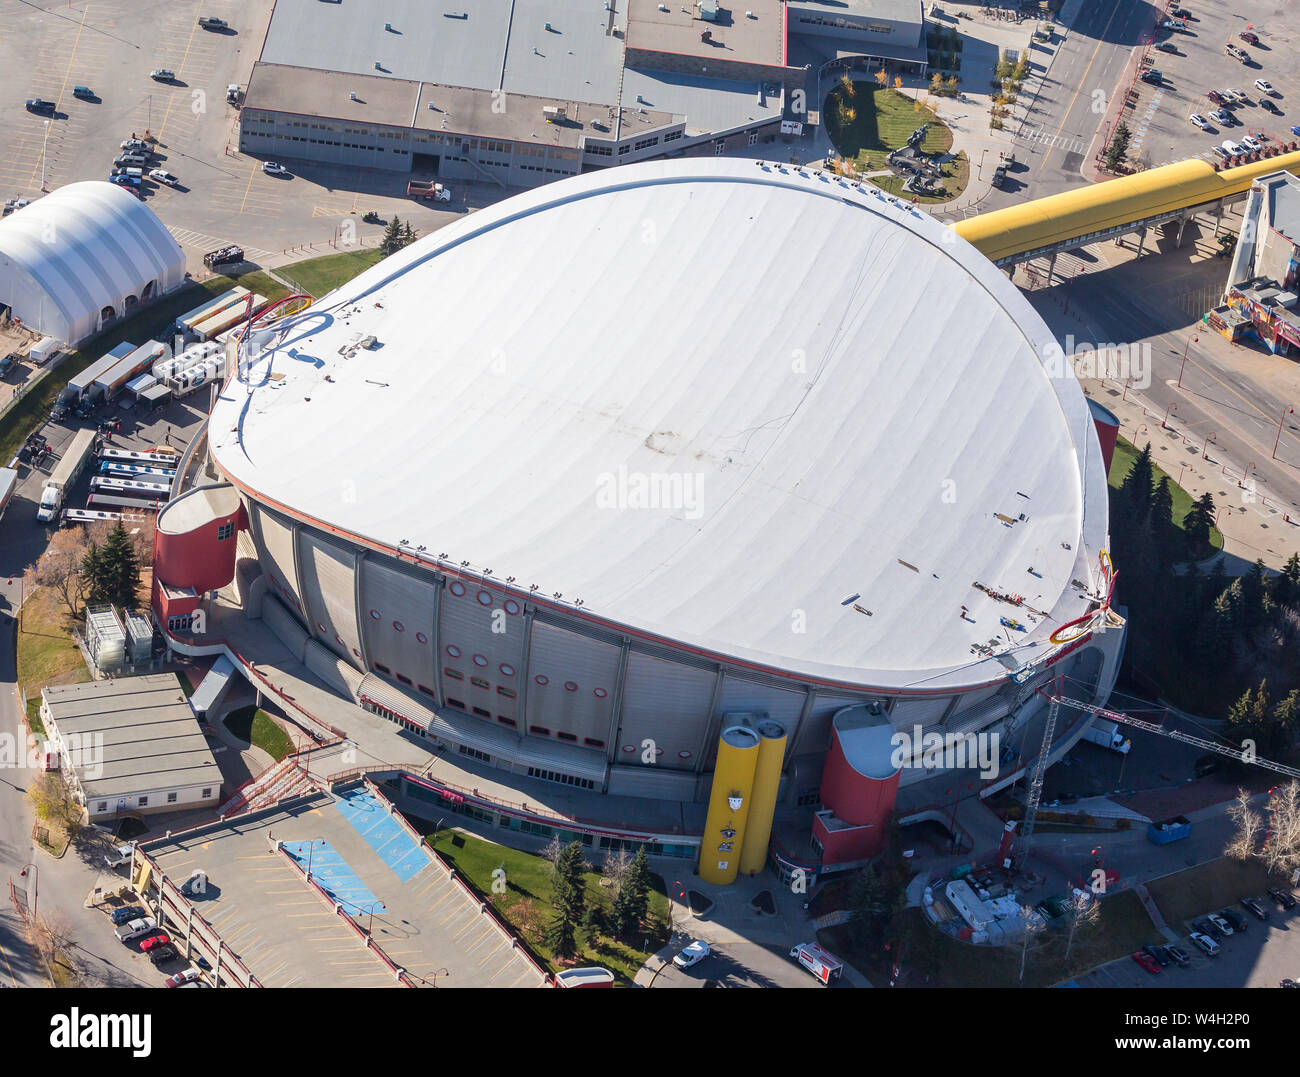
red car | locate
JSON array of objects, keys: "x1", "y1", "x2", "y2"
[
  {"x1": 139, "y1": 932, "x2": 171, "y2": 953},
  {"x1": 1131, "y1": 951, "x2": 1162, "y2": 975},
  {"x1": 1239, "y1": 32, "x2": 1258, "y2": 45}
]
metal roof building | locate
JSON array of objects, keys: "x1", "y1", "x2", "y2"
[
  {"x1": 187, "y1": 160, "x2": 1125, "y2": 802},
  {"x1": 40, "y1": 674, "x2": 222, "y2": 819},
  {"x1": 0, "y1": 182, "x2": 185, "y2": 345}
]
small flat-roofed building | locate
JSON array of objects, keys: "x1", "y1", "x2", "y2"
[
  {"x1": 788, "y1": 0, "x2": 924, "y2": 49},
  {"x1": 40, "y1": 674, "x2": 222, "y2": 820}
]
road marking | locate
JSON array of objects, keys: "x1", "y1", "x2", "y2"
[
  {"x1": 153, "y1": 19, "x2": 203, "y2": 142},
  {"x1": 1042, "y1": 0, "x2": 1128, "y2": 170}
]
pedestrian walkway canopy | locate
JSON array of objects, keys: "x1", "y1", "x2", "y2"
[
  {"x1": 953, "y1": 150, "x2": 1300, "y2": 265},
  {"x1": 190, "y1": 653, "x2": 237, "y2": 716}
]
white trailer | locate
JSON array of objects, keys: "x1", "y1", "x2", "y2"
[
  {"x1": 63, "y1": 507, "x2": 148, "y2": 525},
  {"x1": 0, "y1": 466, "x2": 17, "y2": 521},
  {"x1": 86, "y1": 493, "x2": 164, "y2": 512},
  {"x1": 98, "y1": 461, "x2": 176, "y2": 480},
  {"x1": 90, "y1": 475, "x2": 171, "y2": 498},
  {"x1": 1081, "y1": 718, "x2": 1131, "y2": 754},
  {"x1": 37, "y1": 428, "x2": 97, "y2": 522},
  {"x1": 100, "y1": 447, "x2": 180, "y2": 465}
]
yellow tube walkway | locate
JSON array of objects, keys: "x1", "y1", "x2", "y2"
[{"x1": 952, "y1": 151, "x2": 1300, "y2": 264}]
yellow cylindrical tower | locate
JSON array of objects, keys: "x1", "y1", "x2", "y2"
[
  {"x1": 698, "y1": 725, "x2": 761, "y2": 886},
  {"x1": 739, "y1": 720, "x2": 786, "y2": 876}
]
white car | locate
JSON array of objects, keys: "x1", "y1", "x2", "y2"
[
  {"x1": 1219, "y1": 140, "x2": 1244, "y2": 157},
  {"x1": 1255, "y1": 79, "x2": 1274, "y2": 94},
  {"x1": 672, "y1": 940, "x2": 711, "y2": 969},
  {"x1": 149, "y1": 169, "x2": 178, "y2": 186},
  {"x1": 121, "y1": 138, "x2": 148, "y2": 151},
  {"x1": 1189, "y1": 931, "x2": 1220, "y2": 956},
  {"x1": 262, "y1": 161, "x2": 290, "y2": 177},
  {"x1": 163, "y1": 968, "x2": 203, "y2": 987},
  {"x1": 1224, "y1": 87, "x2": 1248, "y2": 103},
  {"x1": 104, "y1": 841, "x2": 136, "y2": 867},
  {"x1": 1189, "y1": 113, "x2": 1208, "y2": 129},
  {"x1": 1210, "y1": 109, "x2": 1233, "y2": 126},
  {"x1": 1207, "y1": 912, "x2": 1234, "y2": 936}
]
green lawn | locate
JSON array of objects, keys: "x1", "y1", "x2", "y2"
[
  {"x1": 223, "y1": 706, "x2": 294, "y2": 760},
  {"x1": 425, "y1": 829, "x2": 671, "y2": 984},
  {"x1": 1108, "y1": 435, "x2": 1224, "y2": 555},
  {"x1": 825, "y1": 85, "x2": 954, "y2": 164},
  {"x1": 223, "y1": 268, "x2": 293, "y2": 304},
  {"x1": 1145, "y1": 857, "x2": 1283, "y2": 928},
  {"x1": 16, "y1": 587, "x2": 90, "y2": 715},
  {"x1": 277, "y1": 249, "x2": 386, "y2": 300}
]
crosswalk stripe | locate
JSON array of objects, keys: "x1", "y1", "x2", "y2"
[{"x1": 168, "y1": 226, "x2": 273, "y2": 260}]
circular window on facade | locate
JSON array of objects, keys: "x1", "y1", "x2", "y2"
[
  {"x1": 449, "y1": 581, "x2": 467, "y2": 597},
  {"x1": 621, "y1": 744, "x2": 636, "y2": 753},
  {"x1": 472, "y1": 654, "x2": 488, "y2": 667},
  {"x1": 593, "y1": 687, "x2": 608, "y2": 699},
  {"x1": 499, "y1": 663, "x2": 515, "y2": 677},
  {"x1": 654, "y1": 747, "x2": 664, "y2": 756},
  {"x1": 392, "y1": 620, "x2": 405, "y2": 633},
  {"x1": 317, "y1": 622, "x2": 328, "y2": 635},
  {"x1": 415, "y1": 631, "x2": 428, "y2": 645},
  {"x1": 335, "y1": 635, "x2": 346, "y2": 649},
  {"x1": 503, "y1": 599, "x2": 521, "y2": 615},
  {"x1": 477, "y1": 590, "x2": 493, "y2": 606},
  {"x1": 564, "y1": 681, "x2": 578, "y2": 692},
  {"x1": 534, "y1": 674, "x2": 550, "y2": 686},
  {"x1": 352, "y1": 648, "x2": 362, "y2": 659},
  {"x1": 678, "y1": 750, "x2": 693, "y2": 759},
  {"x1": 369, "y1": 609, "x2": 381, "y2": 620},
  {"x1": 445, "y1": 644, "x2": 462, "y2": 658}
]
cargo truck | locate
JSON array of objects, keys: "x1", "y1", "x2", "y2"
[
  {"x1": 91, "y1": 340, "x2": 166, "y2": 403},
  {"x1": 28, "y1": 336, "x2": 65, "y2": 367},
  {"x1": 789, "y1": 942, "x2": 843, "y2": 985},
  {"x1": 174, "y1": 289, "x2": 245, "y2": 336},
  {"x1": 37, "y1": 428, "x2": 97, "y2": 522},
  {"x1": 57, "y1": 342, "x2": 135, "y2": 406},
  {"x1": 0, "y1": 466, "x2": 17, "y2": 521},
  {"x1": 1080, "y1": 718, "x2": 1131, "y2": 754},
  {"x1": 408, "y1": 179, "x2": 451, "y2": 202}
]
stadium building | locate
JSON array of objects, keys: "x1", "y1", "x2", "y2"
[
  {"x1": 236, "y1": 0, "x2": 928, "y2": 189},
  {"x1": 154, "y1": 159, "x2": 1123, "y2": 850}
]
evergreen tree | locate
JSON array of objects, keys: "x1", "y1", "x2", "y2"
[
  {"x1": 1150, "y1": 477, "x2": 1175, "y2": 568},
  {"x1": 98, "y1": 521, "x2": 142, "y2": 608},
  {"x1": 1183, "y1": 492, "x2": 1216, "y2": 556},
  {"x1": 1120, "y1": 443, "x2": 1155, "y2": 523},
  {"x1": 611, "y1": 845, "x2": 651, "y2": 938},
  {"x1": 401, "y1": 221, "x2": 416, "y2": 248},
  {"x1": 546, "y1": 841, "x2": 587, "y2": 959},
  {"x1": 1241, "y1": 559, "x2": 1268, "y2": 630},
  {"x1": 1272, "y1": 553, "x2": 1300, "y2": 609},
  {"x1": 80, "y1": 540, "x2": 106, "y2": 605},
  {"x1": 544, "y1": 909, "x2": 578, "y2": 959},
  {"x1": 380, "y1": 216, "x2": 403, "y2": 255},
  {"x1": 1274, "y1": 690, "x2": 1300, "y2": 736}
]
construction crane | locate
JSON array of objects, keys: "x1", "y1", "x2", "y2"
[{"x1": 1015, "y1": 691, "x2": 1300, "y2": 870}]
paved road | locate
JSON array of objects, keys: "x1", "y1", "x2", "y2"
[{"x1": 990, "y1": 0, "x2": 1151, "y2": 204}]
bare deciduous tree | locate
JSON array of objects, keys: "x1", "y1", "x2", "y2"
[
  {"x1": 35, "y1": 912, "x2": 78, "y2": 972},
  {"x1": 1227, "y1": 787, "x2": 1267, "y2": 861},
  {"x1": 601, "y1": 847, "x2": 632, "y2": 889},
  {"x1": 31, "y1": 527, "x2": 89, "y2": 618},
  {"x1": 1260, "y1": 781, "x2": 1300, "y2": 882}
]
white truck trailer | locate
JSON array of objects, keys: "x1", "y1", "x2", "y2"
[{"x1": 36, "y1": 428, "x2": 97, "y2": 523}]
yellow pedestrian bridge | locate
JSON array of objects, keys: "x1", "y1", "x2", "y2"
[{"x1": 952, "y1": 150, "x2": 1300, "y2": 266}]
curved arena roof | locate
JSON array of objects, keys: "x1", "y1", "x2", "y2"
[
  {"x1": 0, "y1": 181, "x2": 185, "y2": 344},
  {"x1": 210, "y1": 159, "x2": 1110, "y2": 693}
]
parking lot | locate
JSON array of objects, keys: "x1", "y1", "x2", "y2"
[
  {"x1": 0, "y1": 0, "x2": 490, "y2": 272},
  {"x1": 1122, "y1": 1, "x2": 1299, "y2": 170},
  {"x1": 1074, "y1": 893, "x2": 1300, "y2": 988}
]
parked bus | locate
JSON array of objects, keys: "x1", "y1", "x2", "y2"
[
  {"x1": 85, "y1": 493, "x2": 164, "y2": 513},
  {"x1": 63, "y1": 507, "x2": 149, "y2": 526},
  {"x1": 99, "y1": 461, "x2": 177, "y2": 480},
  {"x1": 99, "y1": 447, "x2": 180, "y2": 466},
  {"x1": 90, "y1": 475, "x2": 171, "y2": 499}
]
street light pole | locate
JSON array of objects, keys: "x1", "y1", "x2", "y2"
[
  {"x1": 1176, "y1": 333, "x2": 1198, "y2": 389},
  {"x1": 1202, "y1": 432, "x2": 1216, "y2": 459},
  {"x1": 1162, "y1": 401, "x2": 1177, "y2": 429},
  {"x1": 1272, "y1": 406, "x2": 1294, "y2": 460},
  {"x1": 40, "y1": 119, "x2": 50, "y2": 192},
  {"x1": 19, "y1": 863, "x2": 38, "y2": 919}
]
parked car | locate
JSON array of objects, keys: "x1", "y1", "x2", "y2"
[
  {"x1": 104, "y1": 842, "x2": 136, "y2": 867},
  {"x1": 1132, "y1": 950, "x2": 1162, "y2": 975},
  {"x1": 121, "y1": 138, "x2": 148, "y2": 151},
  {"x1": 1205, "y1": 913, "x2": 1233, "y2": 937},
  {"x1": 198, "y1": 16, "x2": 228, "y2": 29},
  {"x1": 1255, "y1": 79, "x2": 1275, "y2": 95},
  {"x1": 1239, "y1": 135, "x2": 1263, "y2": 153},
  {"x1": 0, "y1": 354, "x2": 13, "y2": 379},
  {"x1": 262, "y1": 161, "x2": 290, "y2": 177},
  {"x1": 72, "y1": 85, "x2": 94, "y2": 100},
  {"x1": 1239, "y1": 31, "x2": 1259, "y2": 45},
  {"x1": 139, "y1": 932, "x2": 171, "y2": 952},
  {"x1": 2, "y1": 197, "x2": 30, "y2": 216},
  {"x1": 150, "y1": 69, "x2": 175, "y2": 81},
  {"x1": 1140, "y1": 69, "x2": 1163, "y2": 85},
  {"x1": 672, "y1": 940, "x2": 711, "y2": 969},
  {"x1": 1206, "y1": 90, "x2": 1227, "y2": 106},
  {"x1": 115, "y1": 917, "x2": 157, "y2": 943},
  {"x1": 1282, "y1": 978, "x2": 1300, "y2": 988},
  {"x1": 1292, "y1": 125, "x2": 1300, "y2": 137},
  {"x1": 1243, "y1": 897, "x2": 1269, "y2": 921},
  {"x1": 1165, "y1": 944, "x2": 1190, "y2": 967},
  {"x1": 110, "y1": 175, "x2": 141, "y2": 187},
  {"x1": 164, "y1": 968, "x2": 203, "y2": 987},
  {"x1": 1156, "y1": 41, "x2": 1178, "y2": 53},
  {"x1": 1189, "y1": 113, "x2": 1209, "y2": 129},
  {"x1": 1142, "y1": 943, "x2": 1171, "y2": 967},
  {"x1": 1224, "y1": 88, "x2": 1249, "y2": 103},
  {"x1": 1170, "y1": 6, "x2": 1190, "y2": 16},
  {"x1": 149, "y1": 169, "x2": 178, "y2": 186},
  {"x1": 1220, "y1": 907, "x2": 1248, "y2": 932},
  {"x1": 114, "y1": 153, "x2": 148, "y2": 167},
  {"x1": 1268, "y1": 887, "x2": 1297, "y2": 909},
  {"x1": 1210, "y1": 109, "x2": 1232, "y2": 126},
  {"x1": 1189, "y1": 931, "x2": 1220, "y2": 956},
  {"x1": 147, "y1": 943, "x2": 179, "y2": 965},
  {"x1": 24, "y1": 98, "x2": 55, "y2": 113},
  {"x1": 1261, "y1": 98, "x2": 1280, "y2": 114},
  {"x1": 109, "y1": 904, "x2": 145, "y2": 925}
]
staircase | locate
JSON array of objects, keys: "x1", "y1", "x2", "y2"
[{"x1": 216, "y1": 755, "x2": 321, "y2": 817}]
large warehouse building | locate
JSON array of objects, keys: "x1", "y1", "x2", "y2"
[
  {"x1": 154, "y1": 160, "x2": 1124, "y2": 830},
  {"x1": 237, "y1": 0, "x2": 927, "y2": 188},
  {"x1": 0, "y1": 182, "x2": 185, "y2": 345}
]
